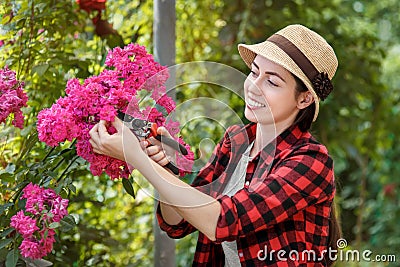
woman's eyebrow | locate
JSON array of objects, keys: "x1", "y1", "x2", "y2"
[
  {"x1": 252, "y1": 61, "x2": 286, "y2": 82},
  {"x1": 265, "y1": 71, "x2": 286, "y2": 83}
]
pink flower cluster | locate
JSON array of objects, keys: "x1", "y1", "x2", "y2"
[
  {"x1": 37, "y1": 43, "x2": 194, "y2": 179},
  {"x1": 0, "y1": 67, "x2": 28, "y2": 129},
  {"x1": 10, "y1": 183, "x2": 69, "y2": 259}
]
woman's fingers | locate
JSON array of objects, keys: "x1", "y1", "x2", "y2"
[
  {"x1": 139, "y1": 140, "x2": 148, "y2": 150},
  {"x1": 111, "y1": 116, "x2": 124, "y2": 132},
  {"x1": 157, "y1": 126, "x2": 173, "y2": 138},
  {"x1": 144, "y1": 143, "x2": 171, "y2": 166},
  {"x1": 149, "y1": 151, "x2": 170, "y2": 166},
  {"x1": 146, "y1": 144, "x2": 161, "y2": 155},
  {"x1": 147, "y1": 127, "x2": 176, "y2": 161},
  {"x1": 89, "y1": 124, "x2": 99, "y2": 142},
  {"x1": 89, "y1": 120, "x2": 116, "y2": 155},
  {"x1": 98, "y1": 120, "x2": 110, "y2": 138},
  {"x1": 150, "y1": 152, "x2": 167, "y2": 164},
  {"x1": 88, "y1": 139, "x2": 98, "y2": 151},
  {"x1": 89, "y1": 124, "x2": 102, "y2": 151}
]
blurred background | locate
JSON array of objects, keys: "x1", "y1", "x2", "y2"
[{"x1": 0, "y1": 0, "x2": 399, "y2": 266}]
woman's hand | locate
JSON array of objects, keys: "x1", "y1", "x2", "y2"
[
  {"x1": 89, "y1": 118, "x2": 140, "y2": 162},
  {"x1": 141, "y1": 127, "x2": 176, "y2": 168}
]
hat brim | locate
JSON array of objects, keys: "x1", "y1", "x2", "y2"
[{"x1": 238, "y1": 41, "x2": 320, "y2": 121}]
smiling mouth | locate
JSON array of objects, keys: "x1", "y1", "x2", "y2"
[{"x1": 246, "y1": 98, "x2": 266, "y2": 108}]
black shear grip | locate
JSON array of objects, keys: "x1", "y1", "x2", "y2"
[
  {"x1": 154, "y1": 135, "x2": 188, "y2": 155},
  {"x1": 165, "y1": 162, "x2": 180, "y2": 175}
]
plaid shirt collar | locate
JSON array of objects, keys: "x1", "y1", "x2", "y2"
[
  {"x1": 228, "y1": 122, "x2": 305, "y2": 154},
  {"x1": 219, "y1": 123, "x2": 307, "y2": 194}
]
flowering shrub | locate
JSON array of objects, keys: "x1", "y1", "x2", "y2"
[
  {"x1": 0, "y1": 67, "x2": 28, "y2": 129},
  {"x1": 37, "y1": 43, "x2": 194, "y2": 179},
  {"x1": 10, "y1": 183, "x2": 69, "y2": 259}
]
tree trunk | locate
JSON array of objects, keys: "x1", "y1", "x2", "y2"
[{"x1": 153, "y1": 1, "x2": 176, "y2": 267}]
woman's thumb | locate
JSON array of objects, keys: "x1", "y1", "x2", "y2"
[
  {"x1": 112, "y1": 116, "x2": 124, "y2": 131},
  {"x1": 157, "y1": 126, "x2": 173, "y2": 138}
]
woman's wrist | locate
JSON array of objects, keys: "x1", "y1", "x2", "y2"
[{"x1": 160, "y1": 201, "x2": 183, "y2": 225}]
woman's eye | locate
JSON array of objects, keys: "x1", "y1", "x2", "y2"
[
  {"x1": 250, "y1": 70, "x2": 258, "y2": 78},
  {"x1": 267, "y1": 80, "x2": 277, "y2": 86}
]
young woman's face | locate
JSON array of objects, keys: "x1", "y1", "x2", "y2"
[{"x1": 244, "y1": 55, "x2": 302, "y2": 127}]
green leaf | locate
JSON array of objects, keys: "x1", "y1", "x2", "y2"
[
  {"x1": 59, "y1": 215, "x2": 76, "y2": 232},
  {"x1": 0, "y1": 164, "x2": 15, "y2": 175},
  {"x1": 0, "y1": 203, "x2": 14, "y2": 216},
  {"x1": 0, "y1": 173, "x2": 14, "y2": 182},
  {"x1": 0, "y1": 228, "x2": 14, "y2": 238},
  {"x1": 32, "y1": 63, "x2": 49, "y2": 77},
  {"x1": 48, "y1": 222, "x2": 60, "y2": 229},
  {"x1": 68, "y1": 183, "x2": 77, "y2": 194},
  {"x1": 17, "y1": 132, "x2": 39, "y2": 163},
  {"x1": 0, "y1": 247, "x2": 8, "y2": 261},
  {"x1": 5, "y1": 248, "x2": 18, "y2": 267},
  {"x1": 22, "y1": 258, "x2": 53, "y2": 267},
  {"x1": 122, "y1": 178, "x2": 136, "y2": 199},
  {"x1": 20, "y1": 124, "x2": 33, "y2": 137},
  {"x1": 58, "y1": 147, "x2": 74, "y2": 156},
  {"x1": 0, "y1": 239, "x2": 12, "y2": 250},
  {"x1": 0, "y1": 127, "x2": 14, "y2": 139}
]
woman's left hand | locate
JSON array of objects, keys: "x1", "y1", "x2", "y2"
[{"x1": 89, "y1": 117, "x2": 140, "y2": 162}]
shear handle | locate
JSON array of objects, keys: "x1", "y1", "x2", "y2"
[
  {"x1": 154, "y1": 135, "x2": 188, "y2": 155},
  {"x1": 165, "y1": 162, "x2": 179, "y2": 175}
]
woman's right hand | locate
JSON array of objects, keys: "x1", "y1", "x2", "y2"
[{"x1": 140, "y1": 127, "x2": 176, "y2": 169}]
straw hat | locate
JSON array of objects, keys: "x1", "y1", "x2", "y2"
[{"x1": 238, "y1": 24, "x2": 338, "y2": 121}]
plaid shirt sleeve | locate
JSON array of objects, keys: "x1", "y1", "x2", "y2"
[
  {"x1": 156, "y1": 204, "x2": 197, "y2": 239},
  {"x1": 156, "y1": 126, "x2": 236, "y2": 238},
  {"x1": 214, "y1": 142, "x2": 334, "y2": 242}
]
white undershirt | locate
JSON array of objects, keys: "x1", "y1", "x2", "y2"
[{"x1": 221, "y1": 142, "x2": 254, "y2": 267}]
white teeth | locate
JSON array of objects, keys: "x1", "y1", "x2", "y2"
[{"x1": 247, "y1": 98, "x2": 266, "y2": 108}]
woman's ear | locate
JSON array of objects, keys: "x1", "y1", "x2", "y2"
[{"x1": 297, "y1": 91, "x2": 314, "y2": 109}]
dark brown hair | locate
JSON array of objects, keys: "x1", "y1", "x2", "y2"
[
  {"x1": 292, "y1": 76, "x2": 316, "y2": 132},
  {"x1": 293, "y1": 75, "x2": 342, "y2": 266}
]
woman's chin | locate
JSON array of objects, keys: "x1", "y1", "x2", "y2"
[{"x1": 244, "y1": 108, "x2": 275, "y2": 125}]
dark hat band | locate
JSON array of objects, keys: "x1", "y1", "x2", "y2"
[{"x1": 267, "y1": 34, "x2": 333, "y2": 100}]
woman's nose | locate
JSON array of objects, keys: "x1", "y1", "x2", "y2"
[{"x1": 248, "y1": 77, "x2": 263, "y2": 96}]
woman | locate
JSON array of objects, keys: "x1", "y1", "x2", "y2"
[{"x1": 89, "y1": 24, "x2": 341, "y2": 266}]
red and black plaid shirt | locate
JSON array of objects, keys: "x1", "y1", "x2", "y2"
[{"x1": 157, "y1": 123, "x2": 335, "y2": 266}]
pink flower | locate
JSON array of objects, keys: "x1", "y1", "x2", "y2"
[
  {"x1": 37, "y1": 43, "x2": 193, "y2": 179},
  {"x1": 38, "y1": 229, "x2": 56, "y2": 256},
  {"x1": 10, "y1": 183, "x2": 69, "y2": 260},
  {"x1": 18, "y1": 228, "x2": 56, "y2": 259},
  {"x1": 10, "y1": 211, "x2": 39, "y2": 238},
  {"x1": 0, "y1": 67, "x2": 28, "y2": 129},
  {"x1": 22, "y1": 183, "x2": 45, "y2": 215},
  {"x1": 157, "y1": 94, "x2": 176, "y2": 113},
  {"x1": 51, "y1": 197, "x2": 69, "y2": 222},
  {"x1": 164, "y1": 120, "x2": 181, "y2": 137},
  {"x1": 19, "y1": 239, "x2": 42, "y2": 259},
  {"x1": 176, "y1": 137, "x2": 195, "y2": 176}
]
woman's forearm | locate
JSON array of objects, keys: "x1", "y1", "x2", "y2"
[
  {"x1": 160, "y1": 199, "x2": 183, "y2": 225},
  {"x1": 126, "y1": 149, "x2": 221, "y2": 241}
]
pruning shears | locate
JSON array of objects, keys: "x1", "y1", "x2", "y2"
[{"x1": 117, "y1": 110, "x2": 188, "y2": 175}]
